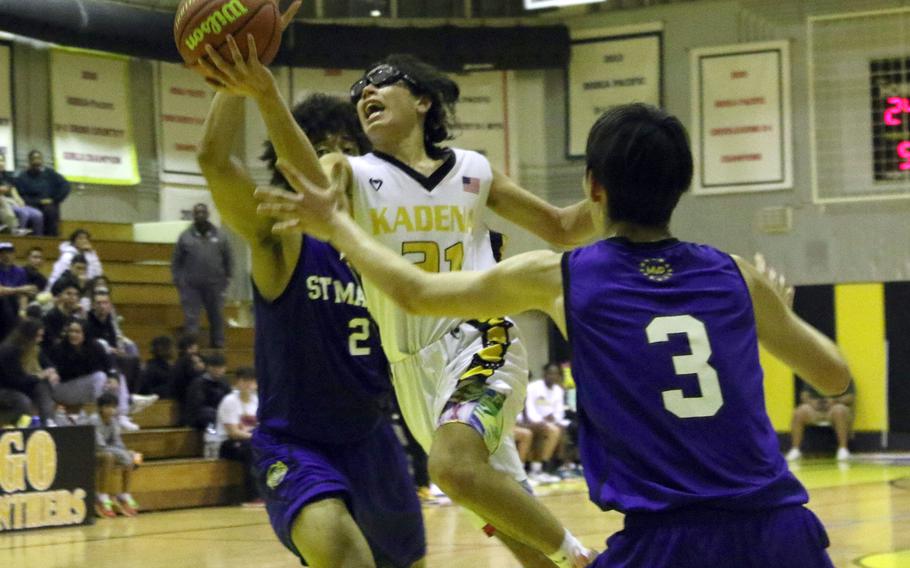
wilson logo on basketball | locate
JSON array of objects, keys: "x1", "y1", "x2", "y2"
[{"x1": 183, "y1": 0, "x2": 250, "y2": 51}]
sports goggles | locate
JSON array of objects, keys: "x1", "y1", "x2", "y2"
[{"x1": 350, "y1": 64, "x2": 419, "y2": 103}]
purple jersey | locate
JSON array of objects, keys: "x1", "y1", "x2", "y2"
[
  {"x1": 253, "y1": 236, "x2": 391, "y2": 444},
  {"x1": 562, "y1": 237, "x2": 807, "y2": 514}
]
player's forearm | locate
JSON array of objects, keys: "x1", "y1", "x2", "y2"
[
  {"x1": 556, "y1": 200, "x2": 596, "y2": 247},
  {"x1": 489, "y1": 171, "x2": 594, "y2": 248},
  {"x1": 254, "y1": 82, "x2": 328, "y2": 189},
  {"x1": 197, "y1": 92, "x2": 244, "y2": 167}
]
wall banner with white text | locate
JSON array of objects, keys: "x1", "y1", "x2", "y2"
[
  {"x1": 448, "y1": 71, "x2": 511, "y2": 174},
  {"x1": 690, "y1": 41, "x2": 792, "y2": 194},
  {"x1": 0, "y1": 44, "x2": 14, "y2": 169},
  {"x1": 50, "y1": 48, "x2": 140, "y2": 185},
  {"x1": 158, "y1": 62, "x2": 214, "y2": 176},
  {"x1": 567, "y1": 25, "x2": 662, "y2": 158}
]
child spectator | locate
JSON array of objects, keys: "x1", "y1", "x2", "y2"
[
  {"x1": 184, "y1": 352, "x2": 231, "y2": 429},
  {"x1": 47, "y1": 229, "x2": 103, "y2": 290},
  {"x1": 0, "y1": 318, "x2": 58, "y2": 426},
  {"x1": 139, "y1": 336, "x2": 174, "y2": 398},
  {"x1": 215, "y1": 367, "x2": 261, "y2": 504},
  {"x1": 89, "y1": 392, "x2": 143, "y2": 517}
]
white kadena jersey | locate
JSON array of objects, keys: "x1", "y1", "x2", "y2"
[{"x1": 348, "y1": 148, "x2": 497, "y2": 363}]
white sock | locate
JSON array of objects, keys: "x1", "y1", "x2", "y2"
[
  {"x1": 530, "y1": 461, "x2": 543, "y2": 474},
  {"x1": 97, "y1": 493, "x2": 109, "y2": 502},
  {"x1": 546, "y1": 528, "x2": 588, "y2": 567}
]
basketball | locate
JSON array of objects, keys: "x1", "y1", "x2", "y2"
[{"x1": 174, "y1": 0, "x2": 282, "y2": 66}]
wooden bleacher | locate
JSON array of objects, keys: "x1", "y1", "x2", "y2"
[
  {"x1": 10, "y1": 220, "x2": 253, "y2": 510},
  {"x1": 124, "y1": 399, "x2": 245, "y2": 510}
]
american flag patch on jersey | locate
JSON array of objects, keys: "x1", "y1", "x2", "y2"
[{"x1": 462, "y1": 176, "x2": 480, "y2": 194}]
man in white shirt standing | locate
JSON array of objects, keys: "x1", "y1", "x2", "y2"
[
  {"x1": 522, "y1": 363, "x2": 570, "y2": 484},
  {"x1": 215, "y1": 367, "x2": 260, "y2": 505}
]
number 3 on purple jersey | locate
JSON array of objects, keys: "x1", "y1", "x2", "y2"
[{"x1": 646, "y1": 315, "x2": 724, "y2": 419}]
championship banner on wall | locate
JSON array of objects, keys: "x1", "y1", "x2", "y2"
[
  {"x1": 0, "y1": 44, "x2": 14, "y2": 169},
  {"x1": 0, "y1": 426, "x2": 94, "y2": 532},
  {"x1": 690, "y1": 41, "x2": 792, "y2": 194},
  {"x1": 50, "y1": 48, "x2": 140, "y2": 185},
  {"x1": 158, "y1": 62, "x2": 214, "y2": 176},
  {"x1": 567, "y1": 24, "x2": 662, "y2": 157},
  {"x1": 448, "y1": 71, "x2": 511, "y2": 174}
]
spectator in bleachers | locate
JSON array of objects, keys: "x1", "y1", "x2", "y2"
[
  {"x1": 521, "y1": 364, "x2": 571, "y2": 484},
  {"x1": 171, "y1": 333, "x2": 201, "y2": 404},
  {"x1": 183, "y1": 352, "x2": 231, "y2": 430},
  {"x1": 48, "y1": 229, "x2": 103, "y2": 290},
  {"x1": 786, "y1": 379, "x2": 856, "y2": 462},
  {"x1": 89, "y1": 392, "x2": 143, "y2": 518},
  {"x1": 85, "y1": 290, "x2": 141, "y2": 391},
  {"x1": 215, "y1": 367, "x2": 261, "y2": 504},
  {"x1": 48, "y1": 319, "x2": 113, "y2": 411},
  {"x1": 171, "y1": 203, "x2": 233, "y2": 348},
  {"x1": 0, "y1": 318, "x2": 58, "y2": 426},
  {"x1": 0, "y1": 153, "x2": 13, "y2": 186},
  {"x1": 42, "y1": 279, "x2": 83, "y2": 350},
  {"x1": 0, "y1": 184, "x2": 42, "y2": 237},
  {"x1": 80, "y1": 275, "x2": 111, "y2": 314},
  {"x1": 13, "y1": 150, "x2": 70, "y2": 236},
  {"x1": 0, "y1": 242, "x2": 37, "y2": 341},
  {"x1": 0, "y1": 180, "x2": 17, "y2": 233},
  {"x1": 139, "y1": 336, "x2": 174, "y2": 398},
  {"x1": 0, "y1": 154, "x2": 43, "y2": 236},
  {"x1": 513, "y1": 423, "x2": 533, "y2": 464},
  {"x1": 22, "y1": 247, "x2": 48, "y2": 292}
]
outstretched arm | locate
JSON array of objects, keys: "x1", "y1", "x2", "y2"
[
  {"x1": 734, "y1": 255, "x2": 851, "y2": 396},
  {"x1": 487, "y1": 168, "x2": 595, "y2": 249},
  {"x1": 256, "y1": 161, "x2": 565, "y2": 321},
  {"x1": 196, "y1": 92, "x2": 265, "y2": 242}
]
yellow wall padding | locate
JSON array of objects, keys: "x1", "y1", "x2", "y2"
[{"x1": 835, "y1": 283, "x2": 887, "y2": 431}]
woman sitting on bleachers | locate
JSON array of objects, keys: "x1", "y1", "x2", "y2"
[
  {"x1": 49, "y1": 318, "x2": 141, "y2": 429},
  {"x1": 0, "y1": 318, "x2": 59, "y2": 426}
]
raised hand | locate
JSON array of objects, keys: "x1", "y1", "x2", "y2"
[
  {"x1": 255, "y1": 160, "x2": 344, "y2": 241},
  {"x1": 191, "y1": 0, "x2": 300, "y2": 93},
  {"x1": 754, "y1": 252, "x2": 794, "y2": 309}
]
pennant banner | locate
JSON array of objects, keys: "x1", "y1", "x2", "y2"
[{"x1": 50, "y1": 49, "x2": 140, "y2": 185}]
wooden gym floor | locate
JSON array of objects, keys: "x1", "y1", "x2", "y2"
[{"x1": 2, "y1": 459, "x2": 909, "y2": 568}]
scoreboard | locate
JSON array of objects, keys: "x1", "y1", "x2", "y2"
[{"x1": 871, "y1": 57, "x2": 910, "y2": 181}]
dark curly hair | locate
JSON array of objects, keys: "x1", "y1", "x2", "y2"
[
  {"x1": 260, "y1": 93, "x2": 370, "y2": 190},
  {"x1": 367, "y1": 54, "x2": 460, "y2": 159}
]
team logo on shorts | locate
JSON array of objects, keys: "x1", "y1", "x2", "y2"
[
  {"x1": 639, "y1": 258, "x2": 673, "y2": 282},
  {"x1": 267, "y1": 461, "x2": 288, "y2": 489}
]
